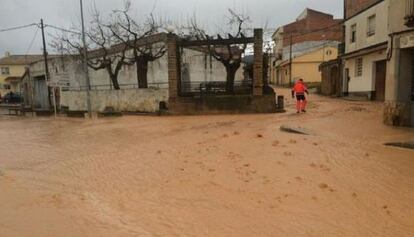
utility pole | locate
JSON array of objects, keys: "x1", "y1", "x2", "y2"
[
  {"x1": 40, "y1": 19, "x2": 57, "y2": 118},
  {"x1": 80, "y1": 0, "x2": 92, "y2": 118},
  {"x1": 289, "y1": 33, "x2": 293, "y2": 87},
  {"x1": 322, "y1": 34, "x2": 326, "y2": 62}
]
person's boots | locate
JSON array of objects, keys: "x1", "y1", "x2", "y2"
[{"x1": 302, "y1": 100, "x2": 307, "y2": 113}]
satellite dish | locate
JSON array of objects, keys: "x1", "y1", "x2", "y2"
[{"x1": 166, "y1": 25, "x2": 175, "y2": 33}]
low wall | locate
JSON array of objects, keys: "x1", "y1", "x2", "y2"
[
  {"x1": 168, "y1": 94, "x2": 277, "y2": 115},
  {"x1": 61, "y1": 88, "x2": 169, "y2": 113}
]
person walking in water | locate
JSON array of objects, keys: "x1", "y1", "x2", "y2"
[{"x1": 291, "y1": 79, "x2": 309, "y2": 113}]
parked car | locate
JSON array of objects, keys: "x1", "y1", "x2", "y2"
[{"x1": 2, "y1": 92, "x2": 22, "y2": 104}]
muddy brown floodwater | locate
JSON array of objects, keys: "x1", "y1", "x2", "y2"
[{"x1": 0, "y1": 90, "x2": 413, "y2": 237}]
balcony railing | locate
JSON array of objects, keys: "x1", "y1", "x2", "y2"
[{"x1": 405, "y1": 0, "x2": 414, "y2": 27}]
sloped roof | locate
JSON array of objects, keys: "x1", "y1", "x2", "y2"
[{"x1": 0, "y1": 55, "x2": 44, "y2": 65}]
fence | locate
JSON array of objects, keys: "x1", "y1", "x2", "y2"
[
  {"x1": 65, "y1": 82, "x2": 169, "y2": 91},
  {"x1": 180, "y1": 80, "x2": 253, "y2": 97}
]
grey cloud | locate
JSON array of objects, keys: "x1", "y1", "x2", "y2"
[{"x1": 0, "y1": 0, "x2": 343, "y2": 56}]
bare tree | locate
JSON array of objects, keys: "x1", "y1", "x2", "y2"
[
  {"x1": 110, "y1": 1, "x2": 166, "y2": 88},
  {"x1": 187, "y1": 9, "x2": 250, "y2": 92},
  {"x1": 52, "y1": 7, "x2": 131, "y2": 90}
]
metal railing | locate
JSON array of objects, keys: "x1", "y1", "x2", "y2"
[
  {"x1": 66, "y1": 82, "x2": 169, "y2": 91},
  {"x1": 405, "y1": 0, "x2": 414, "y2": 27},
  {"x1": 180, "y1": 80, "x2": 253, "y2": 97}
]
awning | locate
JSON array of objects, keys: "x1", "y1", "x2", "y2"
[
  {"x1": 341, "y1": 42, "x2": 388, "y2": 60},
  {"x1": 4, "y1": 77, "x2": 21, "y2": 83}
]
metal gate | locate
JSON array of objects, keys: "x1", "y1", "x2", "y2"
[{"x1": 33, "y1": 76, "x2": 49, "y2": 109}]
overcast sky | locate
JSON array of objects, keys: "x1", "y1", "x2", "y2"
[{"x1": 0, "y1": 0, "x2": 343, "y2": 56}]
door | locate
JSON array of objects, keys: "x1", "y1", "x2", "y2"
[
  {"x1": 33, "y1": 76, "x2": 50, "y2": 109},
  {"x1": 375, "y1": 60, "x2": 387, "y2": 101},
  {"x1": 344, "y1": 68, "x2": 350, "y2": 95}
]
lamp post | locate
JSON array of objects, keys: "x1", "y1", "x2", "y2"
[{"x1": 80, "y1": 0, "x2": 92, "y2": 118}]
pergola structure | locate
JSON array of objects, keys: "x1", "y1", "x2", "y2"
[{"x1": 165, "y1": 29, "x2": 276, "y2": 114}]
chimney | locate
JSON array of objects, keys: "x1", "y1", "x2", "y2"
[{"x1": 4, "y1": 51, "x2": 11, "y2": 57}]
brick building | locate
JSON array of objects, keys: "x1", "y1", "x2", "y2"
[
  {"x1": 345, "y1": 0, "x2": 383, "y2": 18},
  {"x1": 270, "y1": 8, "x2": 343, "y2": 86}
]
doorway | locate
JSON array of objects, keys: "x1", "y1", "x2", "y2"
[
  {"x1": 33, "y1": 76, "x2": 50, "y2": 109},
  {"x1": 374, "y1": 60, "x2": 387, "y2": 101}
]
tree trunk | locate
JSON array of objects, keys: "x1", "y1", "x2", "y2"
[
  {"x1": 106, "y1": 64, "x2": 121, "y2": 90},
  {"x1": 110, "y1": 75, "x2": 120, "y2": 90},
  {"x1": 136, "y1": 56, "x2": 149, "y2": 89},
  {"x1": 225, "y1": 64, "x2": 240, "y2": 93}
]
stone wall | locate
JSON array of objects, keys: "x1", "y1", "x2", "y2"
[
  {"x1": 61, "y1": 88, "x2": 168, "y2": 113},
  {"x1": 320, "y1": 60, "x2": 341, "y2": 96},
  {"x1": 168, "y1": 94, "x2": 277, "y2": 115}
]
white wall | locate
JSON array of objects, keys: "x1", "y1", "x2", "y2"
[
  {"x1": 31, "y1": 45, "x2": 244, "y2": 91},
  {"x1": 344, "y1": 50, "x2": 387, "y2": 93},
  {"x1": 61, "y1": 88, "x2": 168, "y2": 113},
  {"x1": 345, "y1": 1, "x2": 388, "y2": 54},
  {"x1": 181, "y1": 48, "x2": 244, "y2": 82},
  {"x1": 388, "y1": 0, "x2": 411, "y2": 34}
]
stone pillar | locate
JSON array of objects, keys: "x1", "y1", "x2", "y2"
[
  {"x1": 253, "y1": 29, "x2": 263, "y2": 96},
  {"x1": 167, "y1": 34, "x2": 179, "y2": 101},
  {"x1": 384, "y1": 34, "x2": 413, "y2": 127}
]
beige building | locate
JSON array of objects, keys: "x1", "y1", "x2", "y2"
[
  {"x1": 383, "y1": 0, "x2": 414, "y2": 127},
  {"x1": 0, "y1": 53, "x2": 42, "y2": 96},
  {"x1": 342, "y1": 0, "x2": 388, "y2": 100},
  {"x1": 277, "y1": 45, "x2": 339, "y2": 85}
]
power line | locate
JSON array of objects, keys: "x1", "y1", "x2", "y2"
[
  {"x1": 291, "y1": 41, "x2": 334, "y2": 54},
  {"x1": 24, "y1": 27, "x2": 40, "y2": 55},
  {"x1": 44, "y1": 24, "x2": 81, "y2": 35},
  {"x1": 274, "y1": 41, "x2": 337, "y2": 64},
  {"x1": 0, "y1": 23, "x2": 38, "y2": 33}
]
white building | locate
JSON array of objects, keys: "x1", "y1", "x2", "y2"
[
  {"x1": 342, "y1": 0, "x2": 388, "y2": 100},
  {"x1": 22, "y1": 33, "x2": 244, "y2": 113}
]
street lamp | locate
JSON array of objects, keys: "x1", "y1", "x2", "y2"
[{"x1": 80, "y1": 0, "x2": 92, "y2": 118}]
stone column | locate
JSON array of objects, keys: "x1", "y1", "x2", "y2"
[
  {"x1": 253, "y1": 28, "x2": 263, "y2": 96},
  {"x1": 384, "y1": 34, "x2": 413, "y2": 127},
  {"x1": 167, "y1": 34, "x2": 179, "y2": 101}
]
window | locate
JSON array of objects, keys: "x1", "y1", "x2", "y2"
[
  {"x1": 1, "y1": 67, "x2": 10, "y2": 75},
  {"x1": 326, "y1": 50, "x2": 333, "y2": 56},
  {"x1": 355, "y1": 58, "x2": 363, "y2": 77},
  {"x1": 367, "y1": 15, "x2": 376, "y2": 36},
  {"x1": 405, "y1": 0, "x2": 414, "y2": 27},
  {"x1": 350, "y1": 24, "x2": 357, "y2": 43},
  {"x1": 3, "y1": 84, "x2": 11, "y2": 90}
]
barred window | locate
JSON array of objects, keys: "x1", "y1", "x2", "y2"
[{"x1": 355, "y1": 58, "x2": 363, "y2": 77}]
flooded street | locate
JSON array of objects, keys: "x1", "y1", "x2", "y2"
[{"x1": 1, "y1": 91, "x2": 413, "y2": 237}]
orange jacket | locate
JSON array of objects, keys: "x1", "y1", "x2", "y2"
[{"x1": 292, "y1": 81, "x2": 308, "y2": 96}]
